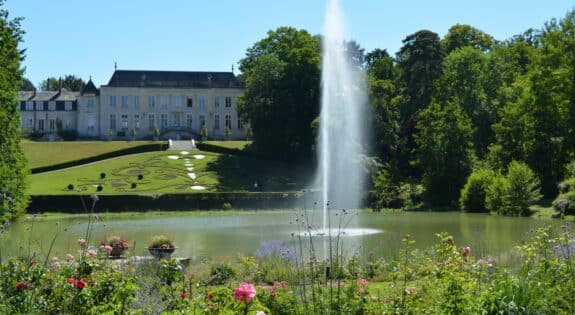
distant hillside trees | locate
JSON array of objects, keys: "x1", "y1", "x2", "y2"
[{"x1": 40, "y1": 74, "x2": 85, "y2": 91}]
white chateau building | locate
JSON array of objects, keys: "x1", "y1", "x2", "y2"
[{"x1": 19, "y1": 70, "x2": 246, "y2": 140}]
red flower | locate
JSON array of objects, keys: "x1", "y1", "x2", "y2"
[
  {"x1": 460, "y1": 246, "x2": 471, "y2": 257},
  {"x1": 15, "y1": 281, "x2": 31, "y2": 290},
  {"x1": 180, "y1": 291, "x2": 188, "y2": 298},
  {"x1": 67, "y1": 278, "x2": 86, "y2": 290}
]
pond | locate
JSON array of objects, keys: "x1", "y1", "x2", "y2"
[{"x1": 0, "y1": 210, "x2": 560, "y2": 263}]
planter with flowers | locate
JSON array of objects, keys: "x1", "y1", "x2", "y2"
[
  {"x1": 99, "y1": 235, "x2": 129, "y2": 258},
  {"x1": 147, "y1": 235, "x2": 176, "y2": 259}
]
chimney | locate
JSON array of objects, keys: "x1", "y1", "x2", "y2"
[{"x1": 58, "y1": 77, "x2": 62, "y2": 93}]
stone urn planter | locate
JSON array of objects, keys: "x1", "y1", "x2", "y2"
[{"x1": 147, "y1": 247, "x2": 177, "y2": 260}]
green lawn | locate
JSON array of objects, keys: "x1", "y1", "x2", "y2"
[
  {"x1": 22, "y1": 140, "x2": 162, "y2": 169},
  {"x1": 28, "y1": 150, "x2": 310, "y2": 195},
  {"x1": 203, "y1": 140, "x2": 251, "y2": 150}
]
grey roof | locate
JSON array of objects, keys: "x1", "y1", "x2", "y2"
[
  {"x1": 18, "y1": 91, "x2": 79, "y2": 101},
  {"x1": 106, "y1": 70, "x2": 241, "y2": 89},
  {"x1": 81, "y1": 79, "x2": 99, "y2": 95}
]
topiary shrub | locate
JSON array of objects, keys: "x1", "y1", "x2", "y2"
[
  {"x1": 100, "y1": 172, "x2": 106, "y2": 179},
  {"x1": 131, "y1": 183, "x2": 137, "y2": 189},
  {"x1": 97, "y1": 185, "x2": 103, "y2": 192},
  {"x1": 67, "y1": 184, "x2": 74, "y2": 191},
  {"x1": 459, "y1": 169, "x2": 495, "y2": 212},
  {"x1": 138, "y1": 174, "x2": 144, "y2": 180}
]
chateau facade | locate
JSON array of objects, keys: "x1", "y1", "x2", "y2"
[{"x1": 19, "y1": 70, "x2": 246, "y2": 140}]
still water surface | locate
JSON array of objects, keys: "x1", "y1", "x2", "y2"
[{"x1": 0, "y1": 210, "x2": 559, "y2": 263}]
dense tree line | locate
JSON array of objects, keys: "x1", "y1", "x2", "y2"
[
  {"x1": 239, "y1": 9, "x2": 575, "y2": 208},
  {"x1": 0, "y1": 0, "x2": 28, "y2": 221}
]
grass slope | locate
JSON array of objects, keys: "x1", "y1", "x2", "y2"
[
  {"x1": 22, "y1": 140, "x2": 162, "y2": 169},
  {"x1": 28, "y1": 150, "x2": 309, "y2": 195}
]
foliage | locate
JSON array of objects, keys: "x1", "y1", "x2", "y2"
[
  {"x1": 237, "y1": 27, "x2": 320, "y2": 161},
  {"x1": 208, "y1": 263, "x2": 236, "y2": 285},
  {"x1": 20, "y1": 77, "x2": 35, "y2": 91},
  {"x1": 505, "y1": 161, "x2": 542, "y2": 216},
  {"x1": 459, "y1": 169, "x2": 495, "y2": 212},
  {"x1": 485, "y1": 173, "x2": 509, "y2": 215},
  {"x1": 414, "y1": 101, "x2": 475, "y2": 205},
  {"x1": 40, "y1": 74, "x2": 84, "y2": 91},
  {"x1": 0, "y1": 2, "x2": 28, "y2": 221},
  {"x1": 148, "y1": 235, "x2": 174, "y2": 249},
  {"x1": 441, "y1": 24, "x2": 494, "y2": 54}
]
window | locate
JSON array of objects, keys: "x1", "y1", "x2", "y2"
[
  {"x1": 173, "y1": 95, "x2": 182, "y2": 107},
  {"x1": 87, "y1": 115, "x2": 95, "y2": 131},
  {"x1": 148, "y1": 95, "x2": 155, "y2": 107},
  {"x1": 225, "y1": 96, "x2": 232, "y2": 108},
  {"x1": 134, "y1": 96, "x2": 140, "y2": 109},
  {"x1": 172, "y1": 113, "x2": 181, "y2": 127},
  {"x1": 199, "y1": 115, "x2": 205, "y2": 127},
  {"x1": 65, "y1": 120, "x2": 71, "y2": 129},
  {"x1": 148, "y1": 114, "x2": 155, "y2": 131},
  {"x1": 214, "y1": 96, "x2": 220, "y2": 108},
  {"x1": 160, "y1": 95, "x2": 169, "y2": 109},
  {"x1": 121, "y1": 114, "x2": 128, "y2": 130},
  {"x1": 26, "y1": 102, "x2": 33, "y2": 110},
  {"x1": 48, "y1": 101, "x2": 56, "y2": 111},
  {"x1": 121, "y1": 96, "x2": 129, "y2": 107},
  {"x1": 186, "y1": 114, "x2": 193, "y2": 128},
  {"x1": 160, "y1": 113, "x2": 168, "y2": 128},
  {"x1": 49, "y1": 119, "x2": 55, "y2": 131},
  {"x1": 35, "y1": 101, "x2": 44, "y2": 111},
  {"x1": 225, "y1": 114, "x2": 232, "y2": 129},
  {"x1": 214, "y1": 114, "x2": 220, "y2": 129},
  {"x1": 199, "y1": 96, "x2": 206, "y2": 109},
  {"x1": 38, "y1": 119, "x2": 44, "y2": 131},
  {"x1": 65, "y1": 101, "x2": 72, "y2": 111},
  {"x1": 186, "y1": 97, "x2": 193, "y2": 108},
  {"x1": 134, "y1": 114, "x2": 140, "y2": 129},
  {"x1": 110, "y1": 96, "x2": 117, "y2": 107},
  {"x1": 238, "y1": 118, "x2": 244, "y2": 130},
  {"x1": 87, "y1": 98, "x2": 95, "y2": 108},
  {"x1": 109, "y1": 114, "x2": 116, "y2": 130},
  {"x1": 26, "y1": 118, "x2": 33, "y2": 129}
]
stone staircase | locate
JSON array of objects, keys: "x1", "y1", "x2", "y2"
[{"x1": 168, "y1": 139, "x2": 198, "y2": 151}]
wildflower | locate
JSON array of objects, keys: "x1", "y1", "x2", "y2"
[
  {"x1": 15, "y1": 281, "x2": 31, "y2": 291},
  {"x1": 86, "y1": 249, "x2": 97, "y2": 258},
  {"x1": 358, "y1": 278, "x2": 368, "y2": 290},
  {"x1": 445, "y1": 235, "x2": 455, "y2": 245},
  {"x1": 460, "y1": 246, "x2": 471, "y2": 257},
  {"x1": 77, "y1": 238, "x2": 86, "y2": 247},
  {"x1": 180, "y1": 291, "x2": 188, "y2": 298},
  {"x1": 234, "y1": 283, "x2": 256, "y2": 303},
  {"x1": 101, "y1": 245, "x2": 113, "y2": 256},
  {"x1": 66, "y1": 253, "x2": 74, "y2": 261},
  {"x1": 67, "y1": 278, "x2": 86, "y2": 290},
  {"x1": 28, "y1": 258, "x2": 37, "y2": 265}
]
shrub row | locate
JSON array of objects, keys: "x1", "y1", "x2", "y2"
[
  {"x1": 27, "y1": 192, "x2": 311, "y2": 212},
  {"x1": 30, "y1": 142, "x2": 168, "y2": 174}
]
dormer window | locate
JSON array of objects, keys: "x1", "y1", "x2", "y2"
[
  {"x1": 65, "y1": 101, "x2": 72, "y2": 111},
  {"x1": 26, "y1": 101, "x2": 33, "y2": 110},
  {"x1": 48, "y1": 101, "x2": 56, "y2": 111},
  {"x1": 35, "y1": 101, "x2": 44, "y2": 111}
]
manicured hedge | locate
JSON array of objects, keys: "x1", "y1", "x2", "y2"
[
  {"x1": 196, "y1": 142, "x2": 254, "y2": 157},
  {"x1": 27, "y1": 192, "x2": 313, "y2": 212},
  {"x1": 30, "y1": 143, "x2": 168, "y2": 174}
]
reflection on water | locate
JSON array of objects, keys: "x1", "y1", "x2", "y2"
[{"x1": 0, "y1": 210, "x2": 558, "y2": 263}]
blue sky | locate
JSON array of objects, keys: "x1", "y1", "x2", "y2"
[{"x1": 5, "y1": 0, "x2": 573, "y2": 88}]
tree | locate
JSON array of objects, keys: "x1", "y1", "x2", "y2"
[
  {"x1": 237, "y1": 27, "x2": 320, "y2": 161},
  {"x1": 414, "y1": 101, "x2": 474, "y2": 206},
  {"x1": 442, "y1": 24, "x2": 494, "y2": 54},
  {"x1": 224, "y1": 126, "x2": 232, "y2": 140},
  {"x1": 40, "y1": 74, "x2": 84, "y2": 91},
  {"x1": 20, "y1": 77, "x2": 34, "y2": 91},
  {"x1": 40, "y1": 77, "x2": 59, "y2": 91},
  {"x1": 505, "y1": 161, "x2": 542, "y2": 216},
  {"x1": 0, "y1": 1, "x2": 28, "y2": 220}
]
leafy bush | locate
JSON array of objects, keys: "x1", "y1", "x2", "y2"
[
  {"x1": 138, "y1": 174, "x2": 144, "y2": 180},
  {"x1": 100, "y1": 172, "x2": 106, "y2": 179},
  {"x1": 67, "y1": 184, "x2": 74, "y2": 191},
  {"x1": 148, "y1": 235, "x2": 174, "y2": 249},
  {"x1": 506, "y1": 161, "x2": 542, "y2": 216},
  {"x1": 222, "y1": 202, "x2": 232, "y2": 210},
  {"x1": 208, "y1": 263, "x2": 236, "y2": 285},
  {"x1": 131, "y1": 183, "x2": 137, "y2": 189},
  {"x1": 459, "y1": 169, "x2": 495, "y2": 212},
  {"x1": 552, "y1": 191, "x2": 575, "y2": 215},
  {"x1": 96, "y1": 185, "x2": 103, "y2": 192},
  {"x1": 486, "y1": 174, "x2": 509, "y2": 215}
]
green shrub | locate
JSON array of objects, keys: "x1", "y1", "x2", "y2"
[
  {"x1": 459, "y1": 169, "x2": 495, "y2": 212},
  {"x1": 208, "y1": 263, "x2": 236, "y2": 285},
  {"x1": 506, "y1": 161, "x2": 541, "y2": 216},
  {"x1": 552, "y1": 191, "x2": 575, "y2": 215},
  {"x1": 97, "y1": 185, "x2": 103, "y2": 192},
  {"x1": 486, "y1": 174, "x2": 509, "y2": 215},
  {"x1": 67, "y1": 184, "x2": 74, "y2": 191},
  {"x1": 131, "y1": 183, "x2": 137, "y2": 189},
  {"x1": 138, "y1": 174, "x2": 144, "y2": 180},
  {"x1": 222, "y1": 202, "x2": 232, "y2": 210},
  {"x1": 100, "y1": 172, "x2": 106, "y2": 179}
]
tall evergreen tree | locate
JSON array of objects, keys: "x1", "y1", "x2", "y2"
[{"x1": 0, "y1": 0, "x2": 28, "y2": 221}]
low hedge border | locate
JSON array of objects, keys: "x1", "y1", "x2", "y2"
[
  {"x1": 30, "y1": 142, "x2": 168, "y2": 174},
  {"x1": 196, "y1": 142, "x2": 255, "y2": 158},
  {"x1": 27, "y1": 192, "x2": 312, "y2": 212}
]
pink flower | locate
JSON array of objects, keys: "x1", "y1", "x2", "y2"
[
  {"x1": 358, "y1": 278, "x2": 368, "y2": 292},
  {"x1": 234, "y1": 283, "x2": 256, "y2": 303},
  {"x1": 460, "y1": 246, "x2": 471, "y2": 257},
  {"x1": 86, "y1": 249, "x2": 97, "y2": 258},
  {"x1": 77, "y1": 238, "x2": 86, "y2": 247},
  {"x1": 100, "y1": 245, "x2": 113, "y2": 255}
]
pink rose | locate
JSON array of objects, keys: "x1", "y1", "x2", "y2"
[{"x1": 234, "y1": 282, "x2": 256, "y2": 303}]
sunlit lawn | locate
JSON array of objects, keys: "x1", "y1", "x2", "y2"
[
  {"x1": 22, "y1": 140, "x2": 163, "y2": 169},
  {"x1": 203, "y1": 140, "x2": 251, "y2": 150}
]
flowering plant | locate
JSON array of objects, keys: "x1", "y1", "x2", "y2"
[
  {"x1": 99, "y1": 235, "x2": 129, "y2": 257},
  {"x1": 148, "y1": 235, "x2": 174, "y2": 249}
]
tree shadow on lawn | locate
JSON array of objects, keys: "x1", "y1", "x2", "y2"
[{"x1": 206, "y1": 154, "x2": 313, "y2": 192}]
